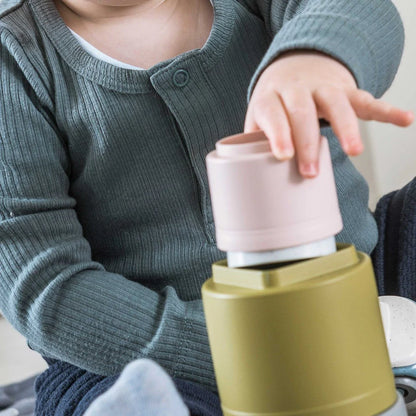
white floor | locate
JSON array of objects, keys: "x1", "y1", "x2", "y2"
[{"x1": 0, "y1": 316, "x2": 47, "y2": 385}]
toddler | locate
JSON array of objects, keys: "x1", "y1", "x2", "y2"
[{"x1": 0, "y1": 0, "x2": 412, "y2": 414}]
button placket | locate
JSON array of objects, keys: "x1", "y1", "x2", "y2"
[{"x1": 151, "y1": 68, "x2": 217, "y2": 244}]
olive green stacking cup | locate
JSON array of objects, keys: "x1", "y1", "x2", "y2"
[{"x1": 202, "y1": 244, "x2": 397, "y2": 416}]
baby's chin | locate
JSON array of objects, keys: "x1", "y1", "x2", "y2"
[{"x1": 86, "y1": 0, "x2": 165, "y2": 6}]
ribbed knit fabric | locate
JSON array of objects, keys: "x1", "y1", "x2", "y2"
[
  {"x1": 0, "y1": 0, "x2": 403, "y2": 393},
  {"x1": 372, "y1": 177, "x2": 416, "y2": 299}
]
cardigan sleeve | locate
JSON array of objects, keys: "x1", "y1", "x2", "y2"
[
  {"x1": 238, "y1": 0, "x2": 404, "y2": 100},
  {"x1": 0, "y1": 27, "x2": 215, "y2": 389}
]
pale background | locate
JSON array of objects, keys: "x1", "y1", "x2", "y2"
[
  {"x1": 352, "y1": 0, "x2": 416, "y2": 209},
  {"x1": 0, "y1": 0, "x2": 415, "y2": 386}
]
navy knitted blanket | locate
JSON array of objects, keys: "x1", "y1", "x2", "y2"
[
  {"x1": 0, "y1": 361, "x2": 222, "y2": 416},
  {"x1": 371, "y1": 176, "x2": 416, "y2": 299},
  {"x1": 32, "y1": 358, "x2": 222, "y2": 416}
]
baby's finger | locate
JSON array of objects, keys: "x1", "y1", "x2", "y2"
[
  {"x1": 244, "y1": 106, "x2": 261, "y2": 133},
  {"x1": 314, "y1": 87, "x2": 363, "y2": 155},
  {"x1": 248, "y1": 93, "x2": 293, "y2": 159},
  {"x1": 350, "y1": 90, "x2": 414, "y2": 127},
  {"x1": 280, "y1": 88, "x2": 320, "y2": 177}
]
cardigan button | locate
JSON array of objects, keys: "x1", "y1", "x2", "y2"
[{"x1": 173, "y1": 69, "x2": 189, "y2": 87}]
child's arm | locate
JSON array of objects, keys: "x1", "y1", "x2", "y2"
[
  {"x1": 239, "y1": 0, "x2": 413, "y2": 176},
  {"x1": 0, "y1": 28, "x2": 214, "y2": 389}
]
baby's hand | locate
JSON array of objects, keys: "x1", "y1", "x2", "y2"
[{"x1": 245, "y1": 51, "x2": 414, "y2": 178}]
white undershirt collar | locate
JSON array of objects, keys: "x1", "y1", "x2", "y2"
[{"x1": 68, "y1": 28, "x2": 144, "y2": 70}]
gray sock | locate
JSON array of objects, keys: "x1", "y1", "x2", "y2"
[{"x1": 84, "y1": 359, "x2": 189, "y2": 416}]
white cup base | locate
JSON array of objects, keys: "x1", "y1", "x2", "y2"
[{"x1": 227, "y1": 236, "x2": 336, "y2": 268}]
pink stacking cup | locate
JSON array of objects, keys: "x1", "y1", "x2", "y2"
[{"x1": 206, "y1": 131, "x2": 343, "y2": 267}]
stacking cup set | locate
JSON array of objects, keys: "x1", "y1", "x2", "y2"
[{"x1": 202, "y1": 132, "x2": 407, "y2": 416}]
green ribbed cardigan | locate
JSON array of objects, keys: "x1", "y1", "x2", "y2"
[{"x1": 0, "y1": 0, "x2": 403, "y2": 390}]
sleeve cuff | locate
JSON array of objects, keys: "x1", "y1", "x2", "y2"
[
  {"x1": 248, "y1": 12, "x2": 403, "y2": 101},
  {"x1": 171, "y1": 298, "x2": 217, "y2": 391}
]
